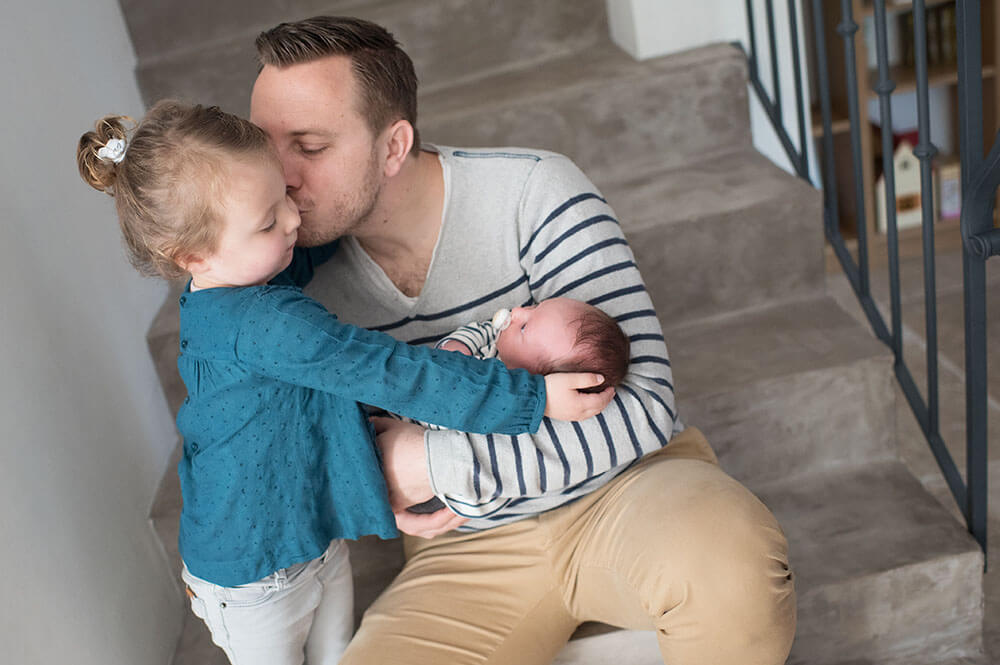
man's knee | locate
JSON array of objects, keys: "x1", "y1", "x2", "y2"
[{"x1": 645, "y1": 470, "x2": 796, "y2": 663}]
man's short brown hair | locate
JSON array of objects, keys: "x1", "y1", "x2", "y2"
[{"x1": 256, "y1": 16, "x2": 420, "y2": 151}]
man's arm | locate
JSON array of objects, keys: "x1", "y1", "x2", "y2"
[{"x1": 423, "y1": 156, "x2": 678, "y2": 516}]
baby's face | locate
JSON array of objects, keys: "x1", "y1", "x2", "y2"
[{"x1": 495, "y1": 298, "x2": 589, "y2": 373}]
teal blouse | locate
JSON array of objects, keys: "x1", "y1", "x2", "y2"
[{"x1": 175, "y1": 245, "x2": 545, "y2": 586}]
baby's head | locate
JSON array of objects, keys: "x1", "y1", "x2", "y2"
[
  {"x1": 77, "y1": 100, "x2": 287, "y2": 282},
  {"x1": 495, "y1": 298, "x2": 630, "y2": 392}
]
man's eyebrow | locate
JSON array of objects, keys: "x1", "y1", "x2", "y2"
[{"x1": 289, "y1": 129, "x2": 330, "y2": 138}]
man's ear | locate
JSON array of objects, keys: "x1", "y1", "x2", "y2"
[{"x1": 382, "y1": 119, "x2": 415, "y2": 178}]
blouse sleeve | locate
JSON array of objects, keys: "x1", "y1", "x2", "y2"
[{"x1": 234, "y1": 287, "x2": 545, "y2": 435}]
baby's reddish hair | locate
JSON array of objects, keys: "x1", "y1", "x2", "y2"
[{"x1": 537, "y1": 304, "x2": 630, "y2": 393}]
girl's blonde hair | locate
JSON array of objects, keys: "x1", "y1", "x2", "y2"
[{"x1": 77, "y1": 100, "x2": 274, "y2": 279}]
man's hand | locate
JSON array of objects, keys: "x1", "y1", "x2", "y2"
[
  {"x1": 372, "y1": 416, "x2": 436, "y2": 511},
  {"x1": 543, "y1": 372, "x2": 615, "y2": 421},
  {"x1": 393, "y1": 507, "x2": 468, "y2": 538}
]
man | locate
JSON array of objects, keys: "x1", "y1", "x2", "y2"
[{"x1": 250, "y1": 16, "x2": 795, "y2": 665}]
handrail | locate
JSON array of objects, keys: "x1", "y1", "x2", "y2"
[{"x1": 745, "y1": 0, "x2": 994, "y2": 558}]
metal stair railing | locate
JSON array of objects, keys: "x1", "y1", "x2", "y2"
[{"x1": 743, "y1": 0, "x2": 996, "y2": 559}]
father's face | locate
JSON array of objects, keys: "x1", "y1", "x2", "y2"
[{"x1": 250, "y1": 55, "x2": 382, "y2": 247}]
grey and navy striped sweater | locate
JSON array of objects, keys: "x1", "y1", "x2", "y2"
[{"x1": 306, "y1": 145, "x2": 681, "y2": 531}]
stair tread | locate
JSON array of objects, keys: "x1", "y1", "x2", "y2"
[
  {"x1": 600, "y1": 146, "x2": 819, "y2": 233},
  {"x1": 417, "y1": 41, "x2": 751, "y2": 178},
  {"x1": 668, "y1": 296, "x2": 889, "y2": 398},
  {"x1": 419, "y1": 40, "x2": 742, "y2": 119},
  {"x1": 756, "y1": 461, "x2": 981, "y2": 590}
]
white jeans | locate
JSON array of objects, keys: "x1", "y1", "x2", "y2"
[{"x1": 181, "y1": 540, "x2": 353, "y2": 665}]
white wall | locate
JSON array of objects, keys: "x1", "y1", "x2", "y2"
[
  {"x1": 0, "y1": 1, "x2": 183, "y2": 664},
  {"x1": 607, "y1": 0, "x2": 820, "y2": 183}
]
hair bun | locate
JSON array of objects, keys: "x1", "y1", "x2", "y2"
[{"x1": 76, "y1": 114, "x2": 133, "y2": 194}]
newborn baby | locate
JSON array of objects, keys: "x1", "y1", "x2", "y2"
[{"x1": 407, "y1": 297, "x2": 631, "y2": 513}]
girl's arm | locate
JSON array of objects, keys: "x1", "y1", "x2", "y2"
[{"x1": 235, "y1": 287, "x2": 588, "y2": 435}]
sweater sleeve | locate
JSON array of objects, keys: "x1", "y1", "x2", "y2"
[
  {"x1": 424, "y1": 155, "x2": 678, "y2": 515},
  {"x1": 234, "y1": 288, "x2": 545, "y2": 435},
  {"x1": 434, "y1": 321, "x2": 499, "y2": 358}
]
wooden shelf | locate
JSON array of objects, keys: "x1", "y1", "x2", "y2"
[
  {"x1": 810, "y1": 65, "x2": 997, "y2": 137},
  {"x1": 860, "y1": 0, "x2": 954, "y2": 17},
  {"x1": 810, "y1": 107, "x2": 851, "y2": 137},
  {"x1": 809, "y1": 0, "x2": 999, "y2": 270}
]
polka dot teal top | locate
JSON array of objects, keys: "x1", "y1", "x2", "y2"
[{"x1": 175, "y1": 246, "x2": 545, "y2": 587}]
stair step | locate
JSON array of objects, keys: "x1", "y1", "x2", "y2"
[
  {"x1": 121, "y1": 0, "x2": 373, "y2": 62},
  {"x1": 760, "y1": 463, "x2": 984, "y2": 665},
  {"x1": 548, "y1": 633, "x2": 989, "y2": 665},
  {"x1": 610, "y1": 147, "x2": 823, "y2": 324},
  {"x1": 130, "y1": 0, "x2": 608, "y2": 114},
  {"x1": 419, "y1": 41, "x2": 752, "y2": 182},
  {"x1": 665, "y1": 296, "x2": 895, "y2": 486}
]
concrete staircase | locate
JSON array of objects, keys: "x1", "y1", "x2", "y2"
[{"x1": 124, "y1": 1, "x2": 987, "y2": 663}]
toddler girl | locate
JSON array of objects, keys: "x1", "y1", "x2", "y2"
[{"x1": 77, "y1": 100, "x2": 609, "y2": 665}]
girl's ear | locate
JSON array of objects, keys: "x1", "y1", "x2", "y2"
[
  {"x1": 381, "y1": 119, "x2": 415, "y2": 178},
  {"x1": 175, "y1": 252, "x2": 208, "y2": 276}
]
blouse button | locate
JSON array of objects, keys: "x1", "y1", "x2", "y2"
[
  {"x1": 179, "y1": 296, "x2": 187, "y2": 306},
  {"x1": 184, "y1": 396, "x2": 190, "y2": 404},
  {"x1": 180, "y1": 340, "x2": 188, "y2": 349},
  {"x1": 191, "y1": 442, "x2": 200, "y2": 453}
]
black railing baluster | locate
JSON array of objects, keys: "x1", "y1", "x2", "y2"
[
  {"x1": 746, "y1": 0, "x2": 760, "y2": 82},
  {"x1": 765, "y1": 0, "x2": 783, "y2": 121},
  {"x1": 956, "y1": 0, "x2": 990, "y2": 557},
  {"x1": 811, "y1": 0, "x2": 841, "y2": 239},
  {"x1": 912, "y1": 0, "x2": 941, "y2": 438},
  {"x1": 873, "y1": 1, "x2": 904, "y2": 362},
  {"x1": 743, "y1": 0, "x2": 810, "y2": 180},
  {"x1": 788, "y1": 0, "x2": 809, "y2": 177},
  {"x1": 838, "y1": 0, "x2": 873, "y2": 301}
]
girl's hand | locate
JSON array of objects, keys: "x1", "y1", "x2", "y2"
[{"x1": 543, "y1": 373, "x2": 614, "y2": 421}]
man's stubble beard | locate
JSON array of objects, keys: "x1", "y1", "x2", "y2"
[{"x1": 296, "y1": 146, "x2": 383, "y2": 247}]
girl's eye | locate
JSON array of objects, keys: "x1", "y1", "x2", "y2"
[
  {"x1": 262, "y1": 220, "x2": 276, "y2": 232},
  {"x1": 521, "y1": 324, "x2": 526, "y2": 332},
  {"x1": 300, "y1": 145, "x2": 326, "y2": 156}
]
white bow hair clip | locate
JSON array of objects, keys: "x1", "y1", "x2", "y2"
[{"x1": 97, "y1": 138, "x2": 127, "y2": 164}]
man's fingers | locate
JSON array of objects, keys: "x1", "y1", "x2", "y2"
[
  {"x1": 393, "y1": 508, "x2": 467, "y2": 538},
  {"x1": 388, "y1": 488, "x2": 434, "y2": 512},
  {"x1": 585, "y1": 386, "x2": 615, "y2": 411},
  {"x1": 369, "y1": 415, "x2": 394, "y2": 435}
]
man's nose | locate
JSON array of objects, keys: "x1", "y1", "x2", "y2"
[{"x1": 279, "y1": 152, "x2": 303, "y2": 192}]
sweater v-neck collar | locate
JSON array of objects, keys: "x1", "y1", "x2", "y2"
[{"x1": 343, "y1": 146, "x2": 451, "y2": 312}]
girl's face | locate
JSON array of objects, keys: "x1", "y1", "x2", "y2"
[
  {"x1": 187, "y1": 156, "x2": 301, "y2": 290},
  {"x1": 495, "y1": 298, "x2": 587, "y2": 373}
]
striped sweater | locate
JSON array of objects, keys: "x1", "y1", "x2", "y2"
[{"x1": 305, "y1": 145, "x2": 681, "y2": 531}]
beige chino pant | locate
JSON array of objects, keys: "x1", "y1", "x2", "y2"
[{"x1": 341, "y1": 427, "x2": 796, "y2": 665}]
